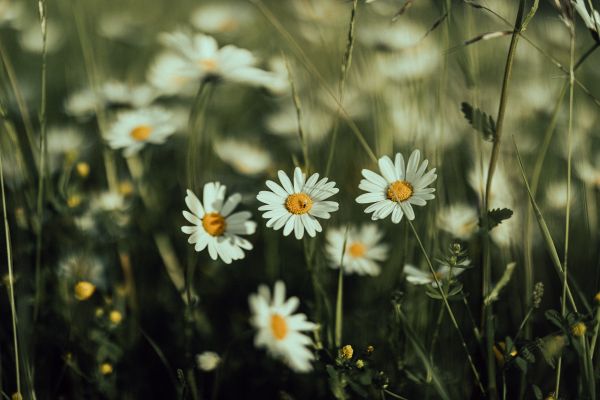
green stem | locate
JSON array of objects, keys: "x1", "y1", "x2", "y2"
[
  {"x1": 408, "y1": 219, "x2": 485, "y2": 395},
  {"x1": 334, "y1": 227, "x2": 349, "y2": 348}
]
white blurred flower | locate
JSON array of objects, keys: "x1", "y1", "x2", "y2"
[
  {"x1": 214, "y1": 139, "x2": 272, "y2": 176},
  {"x1": 356, "y1": 150, "x2": 437, "y2": 223},
  {"x1": 544, "y1": 181, "x2": 577, "y2": 211},
  {"x1": 147, "y1": 52, "x2": 200, "y2": 97},
  {"x1": 157, "y1": 31, "x2": 276, "y2": 87},
  {"x1": 105, "y1": 106, "x2": 177, "y2": 156},
  {"x1": 325, "y1": 224, "x2": 389, "y2": 276},
  {"x1": 573, "y1": 0, "x2": 600, "y2": 33},
  {"x1": 257, "y1": 168, "x2": 339, "y2": 239},
  {"x1": 196, "y1": 351, "x2": 221, "y2": 371},
  {"x1": 265, "y1": 104, "x2": 333, "y2": 143},
  {"x1": 403, "y1": 263, "x2": 464, "y2": 286},
  {"x1": 437, "y1": 204, "x2": 479, "y2": 240},
  {"x1": 181, "y1": 183, "x2": 256, "y2": 264},
  {"x1": 0, "y1": 0, "x2": 22, "y2": 28},
  {"x1": 19, "y1": 19, "x2": 64, "y2": 53},
  {"x1": 374, "y1": 39, "x2": 441, "y2": 81},
  {"x1": 101, "y1": 81, "x2": 157, "y2": 108},
  {"x1": 249, "y1": 281, "x2": 317, "y2": 372},
  {"x1": 46, "y1": 126, "x2": 85, "y2": 171},
  {"x1": 359, "y1": 20, "x2": 423, "y2": 51},
  {"x1": 191, "y1": 2, "x2": 255, "y2": 35},
  {"x1": 64, "y1": 88, "x2": 101, "y2": 119},
  {"x1": 577, "y1": 155, "x2": 600, "y2": 187},
  {"x1": 58, "y1": 253, "x2": 106, "y2": 289}
]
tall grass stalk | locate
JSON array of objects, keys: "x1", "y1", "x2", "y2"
[
  {"x1": 555, "y1": 21, "x2": 576, "y2": 398},
  {"x1": 325, "y1": 0, "x2": 358, "y2": 177},
  {"x1": 407, "y1": 219, "x2": 485, "y2": 394},
  {"x1": 0, "y1": 120, "x2": 21, "y2": 398},
  {"x1": 334, "y1": 227, "x2": 349, "y2": 348},
  {"x1": 33, "y1": 0, "x2": 48, "y2": 321}
]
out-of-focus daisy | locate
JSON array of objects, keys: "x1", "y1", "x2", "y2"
[
  {"x1": 196, "y1": 351, "x2": 221, "y2": 371},
  {"x1": 256, "y1": 167, "x2": 339, "y2": 239},
  {"x1": 437, "y1": 203, "x2": 479, "y2": 240},
  {"x1": 101, "y1": 81, "x2": 157, "y2": 108},
  {"x1": 147, "y1": 52, "x2": 199, "y2": 97},
  {"x1": 325, "y1": 224, "x2": 389, "y2": 276},
  {"x1": 265, "y1": 104, "x2": 334, "y2": 143},
  {"x1": 58, "y1": 253, "x2": 106, "y2": 291},
  {"x1": 214, "y1": 138, "x2": 272, "y2": 176},
  {"x1": 181, "y1": 183, "x2": 256, "y2": 264},
  {"x1": 356, "y1": 150, "x2": 437, "y2": 223},
  {"x1": 374, "y1": 39, "x2": 441, "y2": 81},
  {"x1": 0, "y1": 0, "x2": 23, "y2": 28},
  {"x1": 105, "y1": 106, "x2": 176, "y2": 156},
  {"x1": 249, "y1": 281, "x2": 317, "y2": 372},
  {"x1": 64, "y1": 88, "x2": 101, "y2": 120},
  {"x1": 158, "y1": 31, "x2": 274, "y2": 86},
  {"x1": 47, "y1": 126, "x2": 85, "y2": 172},
  {"x1": 191, "y1": 3, "x2": 255, "y2": 35},
  {"x1": 403, "y1": 264, "x2": 464, "y2": 286},
  {"x1": 358, "y1": 20, "x2": 423, "y2": 51},
  {"x1": 544, "y1": 181, "x2": 577, "y2": 211},
  {"x1": 19, "y1": 19, "x2": 64, "y2": 53},
  {"x1": 577, "y1": 156, "x2": 600, "y2": 187}
]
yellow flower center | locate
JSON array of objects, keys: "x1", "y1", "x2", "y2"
[
  {"x1": 202, "y1": 212, "x2": 227, "y2": 236},
  {"x1": 285, "y1": 193, "x2": 313, "y2": 215},
  {"x1": 218, "y1": 19, "x2": 239, "y2": 32},
  {"x1": 572, "y1": 322, "x2": 587, "y2": 337},
  {"x1": 387, "y1": 180, "x2": 413, "y2": 202},
  {"x1": 348, "y1": 242, "x2": 366, "y2": 258},
  {"x1": 270, "y1": 314, "x2": 288, "y2": 340},
  {"x1": 199, "y1": 58, "x2": 218, "y2": 72},
  {"x1": 74, "y1": 281, "x2": 96, "y2": 301},
  {"x1": 130, "y1": 124, "x2": 153, "y2": 141}
]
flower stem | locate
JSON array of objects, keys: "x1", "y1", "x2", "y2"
[{"x1": 408, "y1": 219, "x2": 485, "y2": 395}]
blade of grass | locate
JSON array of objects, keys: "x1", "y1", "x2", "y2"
[{"x1": 334, "y1": 226, "x2": 349, "y2": 348}]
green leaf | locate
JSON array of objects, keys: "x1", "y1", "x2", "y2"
[
  {"x1": 461, "y1": 102, "x2": 496, "y2": 141},
  {"x1": 486, "y1": 208, "x2": 513, "y2": 230},
  {"x1": 532, "y1": 384, "x2": 543, "y2": 400}
]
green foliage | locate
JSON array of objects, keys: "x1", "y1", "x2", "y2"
[{"x1": 460, "y1": 102, "x2": 497, "y2": 141}]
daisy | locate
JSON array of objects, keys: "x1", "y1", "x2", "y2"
[
  {"x1": 158, "y1": 31, "x2": 275, "y2": 86},
  {"x1": 356, "y1": 150, "x2": 437, "y2": 223},
  {"x1": 181, "y1": 182, "x2": 256, "y2": 264},
  {"x1": 403, "y1": 263, "x2": 464, "y2": 286},
  {"x1": 249, "y1": 280, "x2": 317, "y2": 372},
  {"x1": 196, "y1": 351, "x2": 221, "y2": 372},
  {"x1": 325, "y1": 224, "x2": 389, "y2": 276},
  {"x1": 437, "y1": 203, "x2": 479, "y2": 240},
  {"x1": 214, "y1": 138, "x2": 272, "y2": 176},
  {"x1": 256, "y1": 167, "x2": 339, "y2": 239},
  {"x1": 191, "y1": 3, "x2": 255, "y2": 35},
  {"x1": 105, "y1": 106, "x2": 176, "y2": 156},
  {"x1": 101, "y1": 81, "x2": 157, "y2": 108},
  {"x1": 147, "y1": 52, "x2": 200, "y2": 97}
]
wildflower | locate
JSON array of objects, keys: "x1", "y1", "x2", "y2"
[
  {"x1": 571, "y1": 322, "x2": 587, "y2": 337},
  {"x1": 356, "y1": 150, "x2": 437, "y2": 223},
  {"x1": 76, "y1": 162, "x2": 90, "y2": 178},
  {"x1": 101, "y1": 81, "x2": 157, "y2": 108},
  {"x1": 100, "y1": 363, "x2": 113, "y2": 375},
  {"x1": 265, "y1": 103, "x2": 334, "y2": 143},
  {"x1": 105, "y1": 106, "x2": 177, "y2": 156},
  {"x1": 74, "y1": 281, "x2": 96, "y2": 301},
  {"x1": 158, "y1": 31, "x2": 276, "y2": 86},
  {"x1": 403, "y1": 264, "x2": 464, "y2": 286},
  {"x1": 191, "y1": 3, "x2": 255, "y2": 35},
  {"x1": 325, "y1": 224, "x2": 389, "y2": 276},
  {"x1": 181, "y1": 183, "x2": 256, "y2": 264},
  {"x1": 196, "y1": 351, "x2": 221, "y2": 371},
  {"x1": 340, "y1": 345, "x2": 354, "y2": 360},
  {"x1": 577, "y1": 156, "x2": 600, "y2": 187},
  {"x1": 214, "y1": 139, "x2": 272, "y2": 176},
  {"x1": 64, "y1": 87, "x2": 101, "y2": 120},
  {"x1": 147, "y1": 53, "x2": 199, "y2": 96},
  {"x1": 109, "y1": 310, "x2": 123, "y2": 325},
  {"x1": 595, "y1": 292, "x2": 600, "y2": 303},
  {"x1": 544, "y1": 181, "x2": 576, "y2": 210},
  {"x1": 356, "y1": 359, "x2": 365, "y2": 368},
  {"x1": 437, "y1": 203, "x2": 479, "y2": 240},
  {"x1": 366, "y1": 345, "x2": 374, "y2": 354},
  {"x1": 249, "y1": 281, "x2": 317, "y2": 372},
  {"x1": 256, "y1": 167, "x2": 339, "y2": 239},
  {"x1": 11, "y1": 393, "x2": 22, "y2": 400}
]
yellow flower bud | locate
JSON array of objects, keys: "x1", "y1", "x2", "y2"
[
  {"x1": 109, "y1": 310, "x2": 123, "y2": 325},
  {"x1": 340, "y1": 345, "x2": 353, "y2": 360},
  {"x1": 571, "y1": 322, "x2": 587, "y2": 337},
  {"x1": 74, "y1": 281, "x2": 96, "y2": 301},
  {"x1": 100, "y1": 363, "x2": 113, "y2": 375},
  {"x1": 356, "y1": 359, "x2": 364, "y2": 369},
  {"x1": 76, "y1": 162, "x2": 90, "y2": 178},
  {"x1": 67, "y1": 194, "x2": 82, "y2": 208}
]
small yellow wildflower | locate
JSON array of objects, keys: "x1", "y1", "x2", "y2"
[
  {"x1": 571, "y1": 322, "x2": 587, "y2": 337},
  {"x1": 100, "y1": 363, "x2": 113, "y2": 375},
  {"x1": 74, "y1": 281, "x2": 96, "y2": 301},
  {"x1": 109, "y1": 310, "x2": 123, "y2": 325},
  {"x1": 340, "y1": 345, "x2": 353, "y2": 360},
  {"x1": 76, "y1": 162, "x2": 90, "y2": 178}
]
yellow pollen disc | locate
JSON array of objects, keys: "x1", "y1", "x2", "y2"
[
  {"x1": 202, "y1": 212, "x2": 227, "y2": 236},
  {"x1": 285, "y1": 193, "x2": 313, "y2": 215},
  {"x1": 130, "y1": 124, "x2": 153, "y2": 141},
  {"x1": 348, "y1": 242, "x2": 366, "y2": 258},
  {"x1": 387, "y1": 180, "x2": 414, "y2": 202},
  {"x1": 270, "y1": 314, "x2": 288, "y2": 340},
  {"x1": 199, "y1": 58, "x2": 218, "y2": 72}
]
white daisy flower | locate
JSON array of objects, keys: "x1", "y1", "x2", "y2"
[
  {"x1": 147, "y1": 52, "x2": 200, "y2": 97},
  {"x1": 256, "y1": 167, "x2": 339, "y2": 240},
  {"x1": 191, "y1": 3, "x2": 255, "y2": 35},
  {"x1": 101, "y1": 81, "x2": 157, "y2": 108},
  {"x1": 158, "y1": 31, "x2": 275, "y2": 87},
  {"x1": 64, "y1": 87, "x2": 102, "y2": 120},
  {"x1": 195, "y1": 351, "x2": 221, "y2": 372},
  {"x1": 181, "y1": 183, "x2": 256, "y2": 264},
  {"x1": 214, "y1": 138, "x2": 272, "y2": 176},
  {"x1": 249, "y1": 281, "x2": 317, "y2": 373},
  {"x1": 437, "y1": 203, "x2": 479, "y2": 240},
  {"x1": 325, "y1": 224, "x2": 389, "y2": 276},
  {"x1": 403, "y1": 264, "x2": 464, "y2": 287},
  {"x1": 105, "y1": 106, "x2": 176, "y2": 156},
  {"x1": 356, "y1": 150, "x2": 437, "y2": 223}
]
